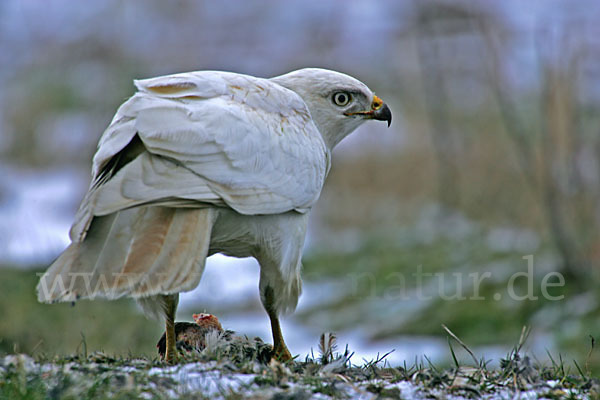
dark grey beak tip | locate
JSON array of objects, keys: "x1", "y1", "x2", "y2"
[{"x1": 376, "y1": 104, "x2": 392, "y2": 127}]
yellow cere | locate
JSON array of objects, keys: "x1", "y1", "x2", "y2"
[{"x1": 372, "y1": 95, "x2": 383, "y2": 110}]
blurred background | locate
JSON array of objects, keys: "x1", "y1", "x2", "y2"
[{"x1": 1, "y1": 0, "x2": 599, "y2": 372}]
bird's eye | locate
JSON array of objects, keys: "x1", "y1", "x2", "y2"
[{"x1": 332, "y1": 92, "x2": 352, "y2": 106}]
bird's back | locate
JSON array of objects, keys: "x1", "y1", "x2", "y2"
[{"x1": 37, "y1": 70, "x2": 328, "y2": 305}]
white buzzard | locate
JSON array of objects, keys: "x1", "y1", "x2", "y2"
[{"x1": 37, "y1": 68, "x2": 392, "y2": 362}]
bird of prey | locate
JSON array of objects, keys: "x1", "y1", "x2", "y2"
[{"x1": 37, "y1": 68, "x2": 392, "y2": 362}]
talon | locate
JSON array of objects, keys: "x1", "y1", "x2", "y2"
[{"x1": 272, "y1": 346, "x2": 293, "y2": 362}]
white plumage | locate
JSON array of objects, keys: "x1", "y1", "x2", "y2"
[{"x1": 37, "y1": 68, "x2": 391, "y2": 361}]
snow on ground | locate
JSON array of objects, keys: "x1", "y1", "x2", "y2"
[
  {"x1": 177, "y1": 254, "x2": 451, "y2": 366},
  {"x1": 0, "y1": 166, "x2": 503, "y2": 367},
  {"x1": 1, "y1": 354, "x2": 592, "y2": 400},
  {"x1": 147, "y1": 362, "x2": 256, "y2": 398}
]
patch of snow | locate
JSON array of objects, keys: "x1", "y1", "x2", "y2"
[
  {"x1": 0, "y1": 164, "x2": 85, "y2": 265},
  {"x1": 177, "y1": 256, "x2": 448, "y2": 367},
  {"x1": 179, "y1": 255, "x2": 261, "y2": 311},
  {"x1": 486, "y1": 227, "x2": 540, "y2": 253},
  {"x1": 0, "y1": 354, "x2": 36, "y2": 370},
  {"x1": 340, "y1": 335, "x2": 447, "y2": 367},
  {"x1": 394, "y1": 381, "x2": 423, "y2": 399},
  {"x1": 148, "y1": 362, "x2": 255, "y2": 397}
]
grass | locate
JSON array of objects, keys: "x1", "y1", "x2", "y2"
[
  {"x1": 0, "y1": 329, "x2": 598, "y2": 399},
  {"x1": 300, "y1": 223, "x2": 600, "y2": 375},
  {"x1": 1, "y1": 224, "x2": 599, "y2": 372},
  {"x1": 0, "y1": 267, "x2": 161, "y2": 358},
  {"x1": 0, "y1": 221, "x2": 598, "y2": 398}
]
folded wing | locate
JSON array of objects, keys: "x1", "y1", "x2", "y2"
[{"x1": 71, "y1": 71, "x2": 329, "y2": 241}]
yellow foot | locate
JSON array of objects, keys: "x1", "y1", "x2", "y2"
[
  {"x1": 272, "y1": 345, "x2": 293, "y2": 362},
  {"x1": 164, "y1": 350, "x2": 178, "y2": 364}
]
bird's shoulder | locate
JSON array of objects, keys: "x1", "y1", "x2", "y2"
[{"x1": 134, "y1": 70, "x2": 312, "y2": 120}]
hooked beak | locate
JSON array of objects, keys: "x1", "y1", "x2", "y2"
[{"x1": 344, "y1": 95, "x2": 392, "y2": 127}]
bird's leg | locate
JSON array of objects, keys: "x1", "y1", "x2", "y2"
[
  {"x1": 263, "y1": 286, "x2": 292, "y2": 362},
  {"x1": 162, "y1": 294, "x2": 179, "y2": 364}
]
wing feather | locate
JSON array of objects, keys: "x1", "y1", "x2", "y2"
[{"x1": 71, "y1": 71, "x2": 329, "y2": 242}]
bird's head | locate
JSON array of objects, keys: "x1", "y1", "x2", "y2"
[{"x1": 271, "y1": 68, "x2": 392, "y2": 149}]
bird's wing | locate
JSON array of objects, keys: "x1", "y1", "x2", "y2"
[{"x1": 70, "y1": 71, "x2": 329, "y2": 241}]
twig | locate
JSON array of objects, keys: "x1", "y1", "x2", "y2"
[
  {"x1": 585, "y1": 335, "x2": 595, "y2": 375},
  {"x1": 442, "y1": 324, "x2": 478, "y2": 365},
  {"x1": 516, "y1": 326, "x2": 531, "y2": 354}
]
